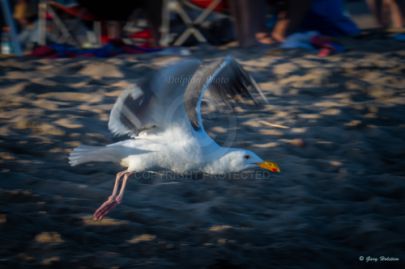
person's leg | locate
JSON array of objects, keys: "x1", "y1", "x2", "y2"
[
  {"x1": 271, "y1": 9, "x2": 288, "y2": 42},
  {"x1": 285, "y1": 0, "x2": 311, "y2": 35},
  {"x1": 106, "y1": 21, "x2": 123, "y2": 40},
  {"x1": 387, "y1": 0, "x2": 404, "y2": 28},
  {"x1": 143, "y1": 0, "x2": 163, "y2": 46},
  {"x1": 367, "y1": 0, "x2": 390, "y2": 27},
  {"x1": 229, "y1": 0, "x2": 262, "y2": 47},
  {"x1": 251, "y1": 0, "x2": 272, "y2": 43},
  {"x1": 397, "y1": 0, "x2": 405, "y2": 17},
  {"x1": 271, "y1": 0, "x2": 311, "y2": 42}
]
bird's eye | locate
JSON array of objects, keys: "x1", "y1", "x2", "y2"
[{"x1": 244, "y1": 155, "x2": 250, "y2": 160}]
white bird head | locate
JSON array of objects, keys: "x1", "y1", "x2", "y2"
[{"x1": 206, "y1": 148, "x2": 281, "y2": 174}]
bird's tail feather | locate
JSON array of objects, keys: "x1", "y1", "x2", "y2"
[{"x1": 69, "y1": 145, "x2": 121, "y2": 166}]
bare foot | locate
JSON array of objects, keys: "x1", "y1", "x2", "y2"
[
  {"x1": 271, "y1": 18, "x2": 289, "y2": 43},
  {"x1": 255, "y1": 32, "x2": 276, "y2": 45},
  {"x1": 93, "y1": 196, "x2": 119, "y2": 221}
]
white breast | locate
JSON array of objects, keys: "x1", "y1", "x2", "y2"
[{"x1": 122, "y1": 125, "x2": 220, "y2": 173}]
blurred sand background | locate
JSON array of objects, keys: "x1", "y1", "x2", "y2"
[{"x1": 1, "y1": 35, "x2": 405, "y2": 268}]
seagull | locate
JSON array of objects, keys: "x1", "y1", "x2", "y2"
[{"x1": 69, "y1": 56, "x2": 280, "y2": 221}]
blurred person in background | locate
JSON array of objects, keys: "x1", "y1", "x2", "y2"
[
  {"x1": 366, "y1": 0, "x2": 404, "y2": 28},
  {"x1": 229, "y1": 0, "x2": 312, "y2": 47},
  {"x1": 229, "y1": 0, "x2": 360, "y2": 47}
]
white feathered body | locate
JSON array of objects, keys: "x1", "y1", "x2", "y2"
[
  {"x1": 69, "y1": 123, "x2": 244, "y2": 174},
  {"x1": 120, "y1": 125, "x2": 216, "y2": 173}
]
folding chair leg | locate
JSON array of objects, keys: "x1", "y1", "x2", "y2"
[
  {"x1": 161, "y1": 0, "x2": 222, "y2": 46},
  {"x1": 172, "y1": 1, "x2": 207, "y2": 45},
  {"x1": 194, "y1": 0, "x2": 222, "y2": 24},
  {"x1": 38, "y1": 0, "x2": 47, "y2": 45},
  {"x1": 47, "y1": 6, "x2": 78, "y2": 45},
  {"x1": 174, "y1": 27, "x2": 206, "y2": 46},
  {"x1": 160, "y1": 0, "x2": 172, "y2": 46}
]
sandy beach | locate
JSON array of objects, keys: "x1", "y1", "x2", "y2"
[{"x1": 1, "y1": 37, "x2": 405, "y2": 268}]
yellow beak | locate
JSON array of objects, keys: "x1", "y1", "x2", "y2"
[{"x1": 257, "y1": 161, "x2": 281, "y2": 173}]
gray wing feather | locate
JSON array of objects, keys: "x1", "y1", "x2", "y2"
[
  {"x1": 184, "y1": 55, "x2": 268, "y2": 130},
  {"x1": 108, "y1": 59, "x2": 201, "y2": 137},
  {"x1": 108, "y1": 84, "x2": 153, "y2": 136}
]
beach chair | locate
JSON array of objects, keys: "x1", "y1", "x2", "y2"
[
  {"x1": 37, "y1": 0, "x2": 101, "y2": 47},
  {"x1": 38, "y1": 1, "x2": 159, "y2": 48},
  {"x1": 160, "y1": 0, "x2": 228, "y2": 46}
]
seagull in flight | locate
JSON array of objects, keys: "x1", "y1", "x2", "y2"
[{"x1": 69, "y1": 56, "x2": 280, "y2": 221}]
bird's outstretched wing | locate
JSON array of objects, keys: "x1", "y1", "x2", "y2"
[
  {"x1": 183, "y1": 55, "x2": 268, "y2": 130},
  {"x1": 108, "y1": 59, "x2": 201, "y2": 137},
  {"x1": 108, "y1": 84, "x2": 152, "y2": 136},
  {"x1": 108, "y1": 56, "x2": 267, "y2": 137}
]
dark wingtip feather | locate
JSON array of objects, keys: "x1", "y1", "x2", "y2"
[{"x1": 183, "y1": 56, "x2": 268, "y2": 130}]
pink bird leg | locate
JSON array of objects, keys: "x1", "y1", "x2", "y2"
[{"x1": 93, "y1": 171, "x2": 133, "y2": 221}]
